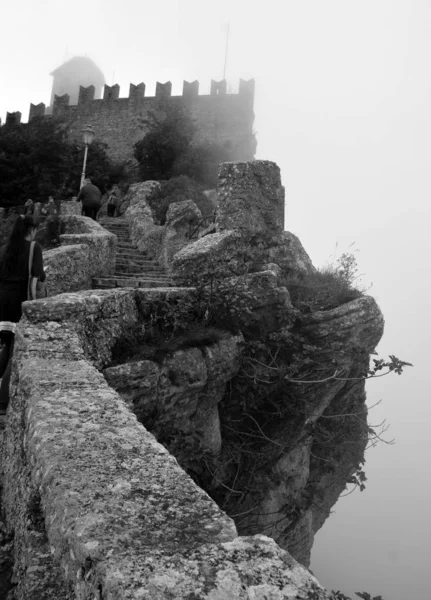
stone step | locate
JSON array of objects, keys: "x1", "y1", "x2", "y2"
[
  {"x1": 93, "y1": 277, "x2": 174, "y2": 289},
  {"x1": 114, "y1": 273, "x2": 170, "y2": 280},
  {"x1": 116, "y1": 259, "x2": 162, "y2": 267},
  {"x1": 115, "y1": 266, "x2": 165, "y2": 274},
  {"x1": 116, "y1": 252, "x2": 153, "y2": 260},
  {"x1": 117, "y1": 243, "x2": 137, "y2": 249},
  {"x1": 99, "y1": 219, "x2": 128, "y2": 225}
]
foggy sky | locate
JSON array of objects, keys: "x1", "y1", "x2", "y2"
[{"x1": 1, "y1": 1, "x2": 428, "y2": 598}]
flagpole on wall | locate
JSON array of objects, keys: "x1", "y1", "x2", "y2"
[{"x1": 223, "y1": 22, "x2": 230, "y2": 80}]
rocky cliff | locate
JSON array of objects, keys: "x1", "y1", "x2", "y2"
[
  {"x1": 0, "y1": 160, "x2": 384, "y2": 598},
  {"x1": 106, "y1": 161, "x2": 384, "y2": 567}
]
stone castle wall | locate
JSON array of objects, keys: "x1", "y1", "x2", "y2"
[{"x1": 20, "y1": 79, "x2": 256, "y2": 165}]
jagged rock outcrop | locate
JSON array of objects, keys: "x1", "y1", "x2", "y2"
[
  {"x1": 104, "y1": 333, "x2": 242, "y2": 455},
  {"x1": 167, "y1": 160, "x2": 384, "y2": 567},
  {"x1": 217, "y1": 294, "x2": 384, "y2": 566},
  {"x1": 172, "y1": 161, "x2": 314, "y2": 286}
]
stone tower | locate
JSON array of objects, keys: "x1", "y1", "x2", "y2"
[{"x1": 49, "y1": 56, "x2": 105, "y2": 110}]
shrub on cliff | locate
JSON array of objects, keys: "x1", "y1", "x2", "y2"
[
  {"x1": 146, "y1": 176, "x2": 214, "y2": 225},
  {"x1": 286, "y1": 252, "x2": 365, "y2": 310}
]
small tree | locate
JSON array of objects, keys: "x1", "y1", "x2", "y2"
[
  {"x1": 63, "y1": 141, "x2": 126, "y2": 196},
  {"x1": 0, "y1": 117, "x2": 72, "y2": 206},
  {"x1": 134, "y1": 101, "x2": 196, "y2": 181}
]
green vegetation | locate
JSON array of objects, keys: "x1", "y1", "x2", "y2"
[
  {"x1": 0, "y1": 117, "x2": 126, "y2": 206},
  {"x1": 285, "y1": 252, "x2": 365, "y2": 311},
  {"x1": 133, "y1": 100, "x2": 245, "y2": 187}
]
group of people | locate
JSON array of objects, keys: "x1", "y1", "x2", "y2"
[
  {"x1": 24, "y1": 196, "x2": 57, "y2": 217},
  {"x1": 77, "y1": 178, "x2": 118, "y2": 220},
  {"x1": 0, "y1": 215, "x2": 46, "y2": 412},
  {"x1": 23, "y1": 180, "x2": 119, "y2": 223}
]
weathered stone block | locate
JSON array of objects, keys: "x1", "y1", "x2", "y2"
[
  {"x1": 43, "y1": 244, "x2": 91, "y2": 295},
  {"x1": 171, "y1": 229, "x2": 243, "y2": 286},
  {"x1": 216, "y1": 270, "x2": 296, "y2": 335},
  {"x1": 216, "y1": 160, "x2": 285, "y2": 234}
]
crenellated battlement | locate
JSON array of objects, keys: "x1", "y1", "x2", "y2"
[{"x1": 27, "y1": 78, "x2": 255, "y2": 118}]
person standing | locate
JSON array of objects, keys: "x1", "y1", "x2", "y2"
[
  {"x1": 0, "y1": 215, "x2": 46, "y2": 411},
  {"x1": 76, "y1": 178, "x2": 102, "y2": 221},
  {"x1": 106, "y1": 189, "x2": 118, "y2": 217}
]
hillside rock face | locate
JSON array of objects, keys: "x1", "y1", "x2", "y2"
[
  {"x1": 0, "y1": 160, "x2": 384, "y2": 597},
  {"x1": 165, "y1": 160, "x2": 384, "y2": 566}
]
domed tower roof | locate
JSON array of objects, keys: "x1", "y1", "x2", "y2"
[{"x1": 49, "y1": 56, "x2": 105, "y2": 107}]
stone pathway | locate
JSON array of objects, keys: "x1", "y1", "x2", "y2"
[{"x1": 93, "y1": 218, "x2": 172, "y2": 289}]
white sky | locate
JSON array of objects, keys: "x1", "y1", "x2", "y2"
[{"x1": 1, "y1": 1, "x2": 429, "y2": 598}]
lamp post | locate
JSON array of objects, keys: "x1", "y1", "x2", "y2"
[{"x1": 80, "y1": 124, "x2": 95, "y2": 189}]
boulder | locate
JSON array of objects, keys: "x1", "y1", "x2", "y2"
[
  {"x1": 160, "y1": 200, "x2": 202, "y2": 270},
  {"x1": 171, "y1": 230, "x2": 244, "y2": 286},
  {"x1": 215, "y1": 270, "x2": 296, "y2": 335},
  {"x1": 216, "y1": 160, "x2": 285, "y2": 235}
]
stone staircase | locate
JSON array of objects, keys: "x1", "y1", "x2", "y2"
[{"x1": 93, "y1": 218, "x2": 172, "y2": 289}]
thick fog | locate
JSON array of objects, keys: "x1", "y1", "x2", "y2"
[{"x1": 1, "y1": 1, "x2": 428, "y2": 598}]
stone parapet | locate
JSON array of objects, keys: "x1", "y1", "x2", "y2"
[
  {"x1": 0, "y1": 288, "x2": 331, "y2": 599},
  {"x1": 59, "y1": 199, "x2": 81, "y2": 216},
  {"x1": 60, "y1": 215, "x2": 116, "y2": 278},
  {"x1": 43, "y1": 244, "x2": 91, "y2": 295}
]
